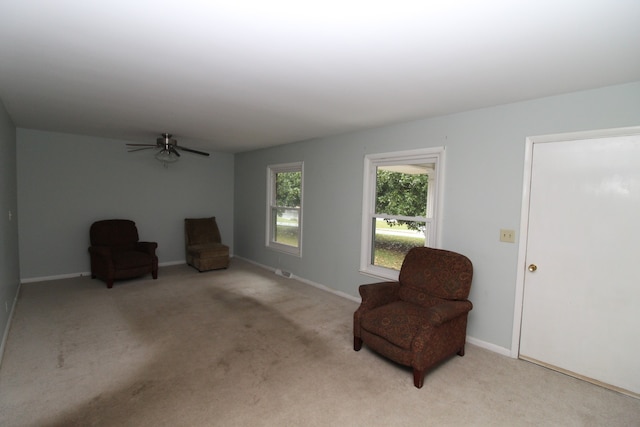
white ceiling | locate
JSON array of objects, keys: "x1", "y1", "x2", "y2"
[{"x1": 1, "y1": 0, "x2": 639, "y2": 153}]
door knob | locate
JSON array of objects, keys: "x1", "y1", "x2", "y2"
[{"x1": 528, "y1": 264, "x2": 538, "y2": 272}]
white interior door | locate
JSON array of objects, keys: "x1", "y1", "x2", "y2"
[{"x1": 519, "y1": 129, "x2": 640, "y2": 397}]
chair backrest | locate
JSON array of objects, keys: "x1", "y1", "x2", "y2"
[
  {"x1": 398, "y1": 247, "x2": 473, "y2": 302},
  {"x1": 90, "y1": 219, "x2": 139, "y2": 247},
  {"x1": 185, "y1": 217, "x2": 222, "y2": 246}
]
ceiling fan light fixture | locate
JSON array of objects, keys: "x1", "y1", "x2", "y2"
[
  {"x1": 155, "y1": 148, "x2": 180, "y2": 165},
  {"x1": 155, "y1": 133, "x2": 179, "y2": 165}
]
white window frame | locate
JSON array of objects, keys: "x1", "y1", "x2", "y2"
[
  {"x1": 360, "y1": 147, "x2": 445, "y2": 280},
  {"x1": 266, "y1": 162, "x2": 304, "y2": 257}
]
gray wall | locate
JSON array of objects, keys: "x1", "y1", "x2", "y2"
[
  {"x1": 234, "y1": 81, "x2": 640, "y2": 351},
  {"x1": 17, "y1": 129, "x2": 234, "y2": 280},
  {"x1": 0, "y1": 100, "x2": 19, "y2": 347}
]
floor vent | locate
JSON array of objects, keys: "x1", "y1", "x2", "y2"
[{"x1": 275, "y1": 269, "x2": 292, "y2": 279}]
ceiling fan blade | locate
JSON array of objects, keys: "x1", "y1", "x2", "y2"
[
  {"x1": 128, "y1": 147, "x2": 156, "y2": 152},
  {"x1": 126, "y1": 143, "x2": 157, "y2": 147},
  {"x1": 177, "y1": 146, "x2": 210, "y2": 156},
  {"x1": 169, "y1": 146, "x2": 181, "y2": 157}
]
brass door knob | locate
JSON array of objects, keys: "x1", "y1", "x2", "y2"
[{"x1": 528, "y1": 264, "x2": 538, "y2": 272}]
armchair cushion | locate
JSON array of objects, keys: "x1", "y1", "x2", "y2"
[
  {"x1": 187, "y1": 243, "x2": 229, "y2": 259},
  {"x1": 360, "y1": 301, "x2": 429, "y2": 350},
  {"x1": 111, "y1": 250, "x2": 155, "y2": 270}
]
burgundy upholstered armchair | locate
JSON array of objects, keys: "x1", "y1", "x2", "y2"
[
  {"x1": 88, "y1": 219, "x2": 158, "y2": 289},
  {"x1": 353, "y1": 247, "x2": 473, "y2": 388}
]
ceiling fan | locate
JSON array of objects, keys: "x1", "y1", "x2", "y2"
[{"x1": 127, "y1": 133, "x2": 210, "y2": 166}]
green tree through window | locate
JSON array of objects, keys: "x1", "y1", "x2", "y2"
[
  {"x1": 376, "y1": 170, "x2": 428, "y2": 233},
  {"x1": 276, "y1": 171, "x2": 301, "y2": 208}
]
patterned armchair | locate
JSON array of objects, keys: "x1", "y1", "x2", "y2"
[
  {"x1": 185, "y1": 217, "x2": 229, "y2": 272},
  {"x1": 88, "y1": 219, "x2": 158, "y2": 289},
  {"x1": 353, "y1": 247, "x2": 473, "y2": 388}
]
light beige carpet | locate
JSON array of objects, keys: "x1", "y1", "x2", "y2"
[{"x1": 1, "y1": 259, "x2": 638, "y2": 426}]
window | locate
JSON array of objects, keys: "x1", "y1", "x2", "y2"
[
  {"x1": 360, "y1": 148, "x2": 444, "y2": 279},
  {"x1": 266, "y1": 162, "x2": 303, "y2": 256}
]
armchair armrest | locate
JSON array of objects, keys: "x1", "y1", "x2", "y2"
[
  {"x1": 427, "y1": 300, "x2": 473, "y2": 326},
  {"x1": 358, "y1": 281, "x2": 401, "y2": 310},
  {"x1": 354, "y1": 281, "x2": 401, "y2": 342},
  {"x1": 88, "y1": 245, "x2": 111, "y2": 258},
  {"x1": 135, "y1": 241, "x2": 158, "y2": 255}
]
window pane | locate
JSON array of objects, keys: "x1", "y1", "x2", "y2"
[
  {"x1": 276, "y1": 171, "x2": 301, "y2": 208},
  {"x1": 274, "y1": 208, "x2": 299, "y2": 247},
  {"x1": 375, "y1": 164, "x2": 430, "y2": 217},
  {"x1": 371, "y1": 217, "x2": 426, "y2": 270},
  {"x1": 267, "y1": 162, "x2": 303, "y2": 256}
]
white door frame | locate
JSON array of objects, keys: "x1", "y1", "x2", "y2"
[{"x1": 510, "y1": 125, "x2": 640, "y2": 358}]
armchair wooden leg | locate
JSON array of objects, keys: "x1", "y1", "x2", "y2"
[
  {"x1": 353, "y1": 336, "x2": 363, "y2": 351},
  {"x1": 457, "y1": 345, "x2": 465, "y2": 357},
  {"x1": 413, "y1": 368, "x2": 425, "y2": 388}
]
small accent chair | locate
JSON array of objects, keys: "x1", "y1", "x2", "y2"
[
  {"x1": 88, "y1": 219, "x2": 158, "y2": 289},
  {"x1": 353, "y1": 247, "x2": 473, "y2": 388},
  {"x1": 184, "y1": 217, "x2": 230, "y2": 272}
]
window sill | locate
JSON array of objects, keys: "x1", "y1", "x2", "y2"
[{"x1": 359, "y1": 266, "x2": 399, "y2": 282}]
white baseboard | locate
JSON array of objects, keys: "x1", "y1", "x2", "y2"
[
  {"x1": 466, "y1": 336, "x2": 512, "y2": 357},
  {"x1": 233, "y1": 256, "x2": 362, "y2": 302},
  {"x1": 294, "y1": 275, "x2": 361, "y2": 303},
  {"x1": 294, "y1": 276, "x2": 362, "y2": 304},
  {"x1": 234, "y1": 256, "x2": 278, "y2": 274},
  {"x1": 20, "y1": 272, "x2": 92, "y2": 284},
  {"x1": 159, "y1": 260, "x2": 187, "y2": 267}
]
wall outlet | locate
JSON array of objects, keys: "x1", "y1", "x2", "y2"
[{"x1": 500, "y1": 229, "x2": 516, "y2": 243}]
